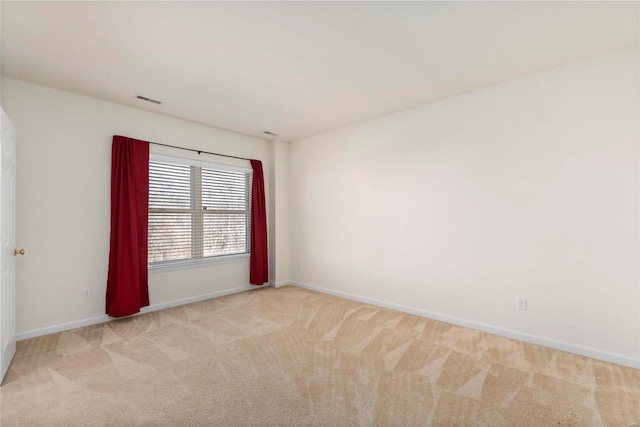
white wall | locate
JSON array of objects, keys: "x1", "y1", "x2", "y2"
[
  {"x1": 290, "y1": 48, "x2": 640, "y2": 366},
  {"x1": 1, "y1": 77, "x2": 271, "y2": 334},
  {"x1": 268, "y1": 140, "x2": 290, "y2": 285},
  {"x1": 271, "y1": 140, "x2": 291, "y2": 285}
]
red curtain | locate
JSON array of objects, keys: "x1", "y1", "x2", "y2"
[
  {"x1": 250, "y1": 160, "x2": 268, "y2": 285},
  {"x1": 106, "y1": 136, "x2": 150, "y2": 317}
]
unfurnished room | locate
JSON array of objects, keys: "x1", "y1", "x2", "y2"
[{"x1": 0, "y1": 1, "x2": 638, "y2": 426}]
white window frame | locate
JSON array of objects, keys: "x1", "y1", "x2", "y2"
[{"x1": 148, "y1": 154, "x2": 252, "y2": 273}]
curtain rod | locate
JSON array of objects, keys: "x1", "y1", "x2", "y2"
[{"x1": 148, "y1": 141, "x2": 251, "y2": 162}]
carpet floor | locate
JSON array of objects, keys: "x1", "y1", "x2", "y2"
[{"x1": 0, "y1": 285, "x2": 638, "y2": 426}]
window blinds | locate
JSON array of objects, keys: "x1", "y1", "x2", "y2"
[{"x1": 148, "y1": 159, "x2": 252, "y2": 264}]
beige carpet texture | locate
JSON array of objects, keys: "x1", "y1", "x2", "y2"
[{"x1": 1, "y1": 286, "x2": 639, "y2": 426}]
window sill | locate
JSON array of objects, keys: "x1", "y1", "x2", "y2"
[{"x1": 148, "y1": 253, "x2": 250, "y2": 274}]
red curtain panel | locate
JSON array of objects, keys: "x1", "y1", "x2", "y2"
[
  {"x1": 106, "y1": 136, "x2": 150, "y2": 317},
  {"x1": 250, "y1": 160, "x2": 269, "y2": 285}
]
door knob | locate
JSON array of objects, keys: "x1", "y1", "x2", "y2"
[{"x1": 14, "y1": 249, "x2": 25, "y2": 256}]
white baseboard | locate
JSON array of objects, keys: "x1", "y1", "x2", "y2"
[
  {"x1": 269, "y1": 281, "x2": 290, "y2": 288},
  {"x1": 17, "y1": 314, "x2": 113, "y2": 341},
  {"x1": 291, "y1": 281, "x2": 640, "y2": 370},
  {"x1": 16, "y1": 285, "x2": 255, "y2": 341}
]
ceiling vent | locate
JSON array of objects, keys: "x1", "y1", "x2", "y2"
[{"x1": 135, "y1": 95, "x2": 162, "y2": 105}]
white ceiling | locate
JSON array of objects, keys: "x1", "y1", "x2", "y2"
[{"x1": 1, "y1": 1, "x2": 638, "y2": 142}]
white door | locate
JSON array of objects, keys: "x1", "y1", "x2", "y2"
[{"x1": 0, "y1": 108, "x2": 18, "y2": 384}]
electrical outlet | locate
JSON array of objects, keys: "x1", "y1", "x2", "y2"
[
  {"x1": 82, "y1": 288, "x2": 92, "y2": 299},
  {"x1": 517, "y1": 297, "x2": 527, "y2": 310}
]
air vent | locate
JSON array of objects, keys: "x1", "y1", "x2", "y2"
[
  {"x1": 136, "y1": 95, "x2": 162, "y2": 105},
  {"x1": 264, "y1": 131, "x2": 278, "y2": 136}
]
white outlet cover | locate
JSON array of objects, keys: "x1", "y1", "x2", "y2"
[{"x1": 517, "y1": 298, "x2": 527, "y2": 310}]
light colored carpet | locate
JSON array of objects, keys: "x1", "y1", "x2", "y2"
[{"x1": 1, "y1": 285, "x2": 638, "y2": 426}]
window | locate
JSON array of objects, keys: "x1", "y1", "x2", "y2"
[{"x1": 148, "y1": 155, "x2": 252, "y2": 266}]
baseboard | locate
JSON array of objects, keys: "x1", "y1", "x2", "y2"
[
  {"x1": 291, "y1": 281, "x2": 640, "y2": 370},
  {"x1": 269, "y1": 281, "x2": 290, "y2": 288},
  {"x1": 16, "y1": 314, "x2": 113, "y2": 341},
  {"x1": 139, "y1": 285, "x2": 254, "y2": 313},
  {"x1": 16, "y1": 285, "x2": 255, "y2": 341}
]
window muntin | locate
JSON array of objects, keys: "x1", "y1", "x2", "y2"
[{"x1": 148, "y1": 157, "x2": 252, "y2": 265}]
